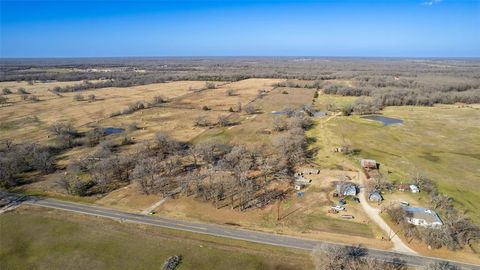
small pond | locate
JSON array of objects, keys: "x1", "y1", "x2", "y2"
[
  {"x1": 361, "y1": 115, "x2": 403, "y2": 126},
  {"x1": 104, "y1": 127, "x2": 125, "y2": 135},
  {"x1": 313, "y1": 111, "x2": 326, "y2": 117}
]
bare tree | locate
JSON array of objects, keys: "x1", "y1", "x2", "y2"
[
  {"x1": 193, "y1": 115, "x2": 210, "y2": 127},
  {"x1": 272, "y1": 117, "x2": 287, "y2": 132},
  {"x1": 217, "y1": 115, "x2": 230, "y2": 127},
  {"x1": 88, "y1": 94, "x2": 96, "y2": 102},
  {"x1": 243, "y1": 104, "x2": 256, "y2": 114},
  {"x1": 17, "y1": 88, "x2": 29, "y2": 94},
  {"x1": 151, "y1": 95, "x2": 166, "y2": 105},
  {"x1": 226, "y1": 89, "x2": 236, "y2": 96},
  {"x1": 425, "y1": 261, "x2": 460, "y2": 270},
  {"x1": 73, "y1": 94, "x2": 85, "y2": 101},
  {"x1": 2, "y1": 88, "x2": 12, "y2": 95},
  {"x1": 205, "y1": 82, "x2": 216, "y2": 89}
]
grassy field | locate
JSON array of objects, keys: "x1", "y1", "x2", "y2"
[
  {"x1": 0, "y1": 206, "x2": 312, "y2": 270},
  {"x1": 192, "y1": 86, "x2": 317, "y2": 145},
  {"x1": 174, "y1": 78, "x2": 283, "y2": 111},
  {"x1": 309, "y1": 94, "x2": 480, "y2": 224},
  {"x1": 0, "y1": 80, "x2": 214, "y2": 143}
]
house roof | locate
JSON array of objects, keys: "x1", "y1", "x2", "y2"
[
  {"x1": 369, "y1": 192, "x2": 383, "y2": 201},
  {"x1": 360, "y1": 159, "x2": 377, "y2": 168},
  {"x1": 404, "y1": 207, "x2": 443, "y2": 225},
  {"x1": 336, "y1": 183, "x2": 357, "y2": 195}
]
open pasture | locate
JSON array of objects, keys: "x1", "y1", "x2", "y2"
[
  {"x1": 173, "y1": 78, "x2": 283, "y2": 111},
  {"x1": 0, "y1": 80, "x2": 213, "y2": 143}
]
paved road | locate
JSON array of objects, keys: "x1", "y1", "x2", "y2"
[{"x1": 19, "y1": 196, "x2": 479, "y2": 270}]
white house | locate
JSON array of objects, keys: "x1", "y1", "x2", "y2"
[
  {"x1": 405, "y1": 207, "x2": 443, "y2": 228},
  {"x1": 410, "y1": 185, "x2": 420, "y2": 193}
]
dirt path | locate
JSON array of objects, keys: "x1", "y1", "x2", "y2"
[
  {"x1": 357, "y1": 173, "x2": 417, "y2": 254},
  {"x1": 141, "y1": 197, "x2": 169, "y2": 215}
]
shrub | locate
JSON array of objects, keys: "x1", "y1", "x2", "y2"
[
  {"x1": 151, "y1": 95, "x2": 166, "y2": 105},
  {"x1": 73, "y1": 94, "x2": 85, "y2": 101},
  {"x1": 205, "y1": 82, "x2": 216, "y2": 89},
  {"x1": 243, "y1": 104, "x2": 256, "y2": 114},
  {"x1": 226, "y1": 89, "x2": 236, "y2": 96},
  {"x1": 2, "y1": 88, "x2": 12, "y2": 95},
  {"x1": 17, "y1": 88, "x2": 29, "y2": 94},
  {"x1": 28, "y1": 95, "x2": 40, "y2": 102},
  {"x1": 88, "y1": 94, "x2": 96, "y2": 102}
]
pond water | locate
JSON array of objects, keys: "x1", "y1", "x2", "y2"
[
  {"x1": 362, "y1": 115, "x2": 403, "y2": 126},
  {"x1": 313, "y1": 111, "x2": 326, "y2": 117},
  {"x1": 104, "y1": 127, "x2": 125, "y2": 135}
]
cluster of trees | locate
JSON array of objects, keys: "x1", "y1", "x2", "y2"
[
  {"x1": 312, "y1": 245, "x2": 407, "y2": 270},
  {"x1": 272, "y1": 80, "x2": 322, "y2": 89},
  {"x1": 386, "y1": 175, "x2": 479, "y2": 251},
  {"x1": 73, "y1": 93, "x2": 96, "y2": 102},
  {"x1": 272, "y1": 109, "x2": 313, "y2": 132},
  {"x1": 51, "y1": 126, "x2": 308, "y2": 211},
  {"x1": 2, "y1": 58, "x2": 479, "y2": 85},
  {"x1": 323, "y1": 77, "x2": 480, "y2": 109},
  {"x1": 0, "y1": 140, "x2": 56, "y2": 188},
  {"x1": 110, "y1": 95, "x2": 167, "y2": 117},
  {"x1": 312, "y1": 244, "x2": 461, "y2": 270}
]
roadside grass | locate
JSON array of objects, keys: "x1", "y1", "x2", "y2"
[
  {"x1": 0, "y1": 205, "x2": 312, "y2": 270},
  {"x1": 309, "y1": 103, "x2": 480, "y2": 225}
]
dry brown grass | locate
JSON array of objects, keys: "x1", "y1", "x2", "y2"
[
  {"x1": 192, "y1": 86, "x2": 317, "y2": 145},
  {"x1": 174, "y1": 78, "x2": 284, "y2": 110},
  {"x1": 0, "y1": 80, "x2": 214, "y2": 143}
]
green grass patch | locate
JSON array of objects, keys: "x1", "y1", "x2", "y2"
[
  {"x1": 0, "y1": 206, "x2": 312, "y2": 270},
  {"x1": 310, "y1": 105, "x2": 480, "y2": 224}
]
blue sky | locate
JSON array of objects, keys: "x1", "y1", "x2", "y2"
[{"x1": 0, "y1": 0, "x2": 479, "y2": 57}]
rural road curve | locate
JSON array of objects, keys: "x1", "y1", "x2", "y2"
[{"x1": 17, "y1": 196, "x2": 480, "y2": 270}]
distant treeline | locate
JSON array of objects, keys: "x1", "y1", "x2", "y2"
[
  {"x1": 322, "y1": 77, "x2": 480, "y2": 106},
  {"x1": 1, "y1": 57, "x2": 479, "y2": 106}
]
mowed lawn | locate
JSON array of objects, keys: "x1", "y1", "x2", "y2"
[
  {"x1": 310, "y1": 104, "x2": 480, "y2": 224},
  {"x1": 0, "y1": 206, "x2": 312, "y2": 270}
]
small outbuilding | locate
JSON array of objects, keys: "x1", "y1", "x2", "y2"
[
  {"x1": 410, "y1": 185, "x2": 420, "y2": 193},
  {"x1": 294, "y1": 183, "x2": 306, "y2": 191},
  {"x1": 336, "y1": 183, "x2": 358, "y2": 196},
  {"x1": 360, "y1": 159, "x2": 378, "y2": 170},
  {"x1": 369, "y1": 192, "x2": 383, "y2": 202}
]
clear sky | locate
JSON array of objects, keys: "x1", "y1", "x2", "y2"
[{"x1": 0, "y1": 0, "x2": 479, "y2": 58}]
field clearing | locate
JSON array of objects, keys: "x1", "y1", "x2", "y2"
[
  {"x1": 193, "y1": 86, "x2": 317, "y2": 145},
  {"x1": 0, "y1": 81, "x2": 213, "y2": 143},
  {"x1": 173, "y1": 78, "x2": 284, "y2": 111},
  {"x1": 98, "y1": 106, "x2": 225, "y2": 142},
  {"x1": 309, "y1": 101, "x2": 480, "y2": 224},
  {"x1": 314, "y1": 92, "x2": 358, "y2": 112},
  {"x1": 0, "y1": 205, "x2": 311, "y2": 270}
]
